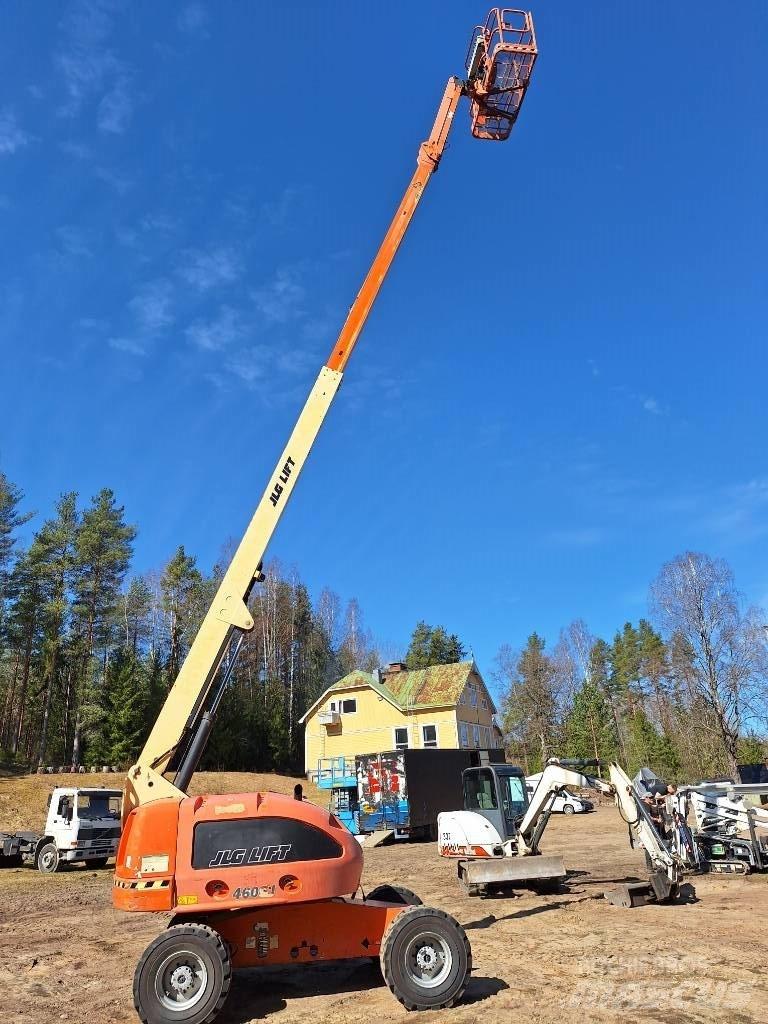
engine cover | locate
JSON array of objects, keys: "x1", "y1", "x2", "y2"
[{"x1": 437, "y1": 810, "x2": 505, "y2": 858}]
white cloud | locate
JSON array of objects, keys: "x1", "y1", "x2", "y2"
[
  {"x1": 56, "y1": 225, "x2": 94, "y2": 258},
  {"x1": 94, "y1": 165, "x2": 134, "y2": 194},
  {"x1": 275, "y1": 347, "x2": 317, "y2": 375},
  {"x1": 98, "y1": 75, "x2": 133, "y2": 133},
  {"x1": 59, "y1": 139, "x2": 92, "y2": 159},
  {"x1": 109, "y1": 279, "x2": 178, "y2": 357},
  {"x1": 108, "y1": 336, "x2": 146, "y2": 356},
  {"x1": 178, "y1": 3, "x2": 208, "y2": 36},
  {"x1": 129, "y1": 279, "x2": 174, "y2": 333},
  {"x1": 178, "y1": 247, "x2": 241, "y2": 290},
  {"x1": 55, "y1": 0, "x2": 134, "y2": 132},
  {"x1": 225, "y1": 346, "x2": 270, "y2": 387},
  {"x1": 186, "y1": 306, "x2": 244, "y2": 352},
  {"x1": 642, "y1": 396, "x2": 663, "y2": 416},
  {"x1": 260, "y1": 185, "x2": 311, "y2": 229},
  {"x1": 703, "y1": 478, "x2": 768, "y2": 542},
  {"x1": 252, "y1": 265, "x2": 306, "y2": 324},
  {"x1": 78, "y1": 316, "x2": 109, "y2": 331},
  {"x1": 0, "y1": 109, "x2": 31, "y2": 156}
]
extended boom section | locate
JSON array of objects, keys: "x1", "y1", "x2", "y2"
[{"x1": 122, "y1": 17, "x2": 538, "y2": 820}]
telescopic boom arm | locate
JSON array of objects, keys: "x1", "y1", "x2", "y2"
[
  {"x1": 123, "y1": 80, "x2": 464, "y2": 817},
  {"x1": 123, "y1": 10, "x2": 538, "y2": 820}
]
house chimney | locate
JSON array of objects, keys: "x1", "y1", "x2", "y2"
[{"x1": 385, "y1": 662, "x2": 407, "y2": 676}]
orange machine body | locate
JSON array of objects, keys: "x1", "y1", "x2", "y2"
[
  {"x1": 113, "y1": 791, "x2": 410, "y2": 967},
  {"x1": 114, "y1": 792, "x2": 363, "y2": 916}
]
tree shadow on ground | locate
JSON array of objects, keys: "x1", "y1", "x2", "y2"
[{"x1": 218, "y1": 959, "x2": 506, "y2": 1022}]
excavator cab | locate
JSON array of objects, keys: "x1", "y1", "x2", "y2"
[{"x1": 462, "y1": 764, "x2": 529, "y2": 841}]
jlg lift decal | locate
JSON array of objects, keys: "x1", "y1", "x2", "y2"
[
  {"x1": 269, "y1": 456, "x2": 295, "y2": 507},
  {"x1": 208, "y1": 844, "x2": 292, "y2": 868},
  {"x1": 191, "y1": 816, "x2": 343, "y2": 869}
]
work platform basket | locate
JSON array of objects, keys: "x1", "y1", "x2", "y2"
[{"x1": 466, "y1": 8, "x2": 537, "y2": 141}]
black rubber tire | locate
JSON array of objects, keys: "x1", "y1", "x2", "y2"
[
  {"x1": 37, "y1": 842, "x2": 60, "y2": 874},
  {"x1": 133, "y1": 923, "x2": 231, "y2": 1024},
  {"x1": 563, "y1": 804, "x2": 576, "y2": 815},
  {"x1": 380, "y1": 906, "x2": 471, "y2": 1010},
  {"x1": 367, "y1": 884, "x2": 423, "y2": 906},
  {"x1": 88, "y1": 858, "x2": 109, "y2": 869}
]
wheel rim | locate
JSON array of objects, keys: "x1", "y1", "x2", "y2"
[
  {"x1": 154, "y1": 949, "x2": 208, "y2": 1012},
  {"x1": 404, "y1": 931, "x2": 453, "y2": 989},
  {"x1": 41, "y1": 849, "x2": 56, "y2": 870}
]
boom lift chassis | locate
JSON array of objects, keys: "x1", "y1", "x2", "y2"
[{"x1": 114, "y1": 11, "x2": 538, "y2": 1024}]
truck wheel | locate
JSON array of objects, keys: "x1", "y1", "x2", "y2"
[
  {"x1": 367, "y1": 884, "x2": 423, "y2": 906},
  {"x1": 380, "y1": 906, "x2": 470, "y2": 1010},
  {"x1": 563, "y1": 804, "x2": 575, "y2": 815},
  {"x1": 37, "y1": 842, "x2": 61, "y2": 874},
  {"x1": 134, "y1": 923, "x2": 231, "y2": 1024}
]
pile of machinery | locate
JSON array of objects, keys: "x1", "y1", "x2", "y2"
[{"x1": 672, "y1": 781, "x2": 768, "y2": 874}]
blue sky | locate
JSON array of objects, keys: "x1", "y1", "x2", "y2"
[{"x1": 1, "y1": 1, "x2": 767, "y2": 691}]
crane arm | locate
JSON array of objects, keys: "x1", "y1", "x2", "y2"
[{"x1": 123, "y1": 78, "x2": 466, "y2": 819}]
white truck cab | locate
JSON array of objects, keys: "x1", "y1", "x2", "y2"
[{"x1": 35, "y1": 787, "x2": 122, "y2": 873}]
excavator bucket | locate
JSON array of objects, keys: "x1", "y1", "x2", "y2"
[
  {"x1": 458, "y1": 854, "x2": 567, "y2": 893},
  {"x1": 466, "y1": 8, "x2": 537, "y2": 141}
]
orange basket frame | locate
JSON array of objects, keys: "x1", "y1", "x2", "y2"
[{"x1": 466, "y1": 8, "x2": 538, "y2": 141}]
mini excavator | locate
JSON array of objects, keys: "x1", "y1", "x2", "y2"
[
  {"x1": 439, "y1": 758, "x2": 684, "y2": 906},
  {"x1": 113, "y1": 11, "x2": 538, "y2": 1024}
]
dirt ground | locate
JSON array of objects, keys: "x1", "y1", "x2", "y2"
[{"x1": 1, "y1": 775, "x2": 767, "y2": 1024}]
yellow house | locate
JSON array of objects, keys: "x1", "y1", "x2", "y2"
[{"x1": 300, "y1": 660, "x2": 501, "y2": 776}]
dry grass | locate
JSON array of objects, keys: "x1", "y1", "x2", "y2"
[{"x1": 0, "y1": 770, "x2": 325, "y2": 832}]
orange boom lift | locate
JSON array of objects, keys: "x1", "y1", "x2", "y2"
[{"x1": 114, "y1": 11, "x2": 537, "y2": 1023}]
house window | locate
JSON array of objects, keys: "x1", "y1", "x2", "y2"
[
  {"x1": 459, "y1": 722, "x2": 469, "y2": 748},
  {"x1": 422, "y1": 724, "x2": 438, "y2": 748},
  {"x1": 481, "y1": 696, "x2": 488, "y2": 709},
  {"x1": 469, "y1": 686, "x2": 478, "y2": 708},
  {"x1": 393, "y1": 727, "x2": 409, "y2": 750},
  {"x1": 329, "y1": 701, "x2": 337, "y2": 711},
  {"x1": 341, "y1": 699, "x2": 357, "y2": 714},
  {"x1": 472, "y1": 725, "x2": 480, "y2": 748}
]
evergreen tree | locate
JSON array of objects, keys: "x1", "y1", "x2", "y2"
[
  {"x1": 405, "y1": 621, "x2": 432, "y2": 669},
  {"x1": 500, "y1": 633, "x2": 559, "y2": 773},
  {"x1": 0, "y1": 470, "x2": 32, "y2": 609},
  {"x1": 70, "y1": 489, "x2": 135, "y2": 765},
  {"x1": 406, "y1": 621, "x2": 466, "y2": 669},
  {"x1": 122, "y1": 577, "x2": 153, "y2": 655},
  {"x1": 563, "y1": 678, "x2": 618, "y2": 763},
  {"x1": 34, "y1": 494, "x2": 78, "y2": 767},
  {"x1": 161, "y1": 545, "x2": 203, "y2": 681},
  {"x1": 95, "y1": 648, "x2": 151, "y2": 766}
]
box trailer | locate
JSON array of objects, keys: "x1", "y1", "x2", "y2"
[{"x1": 320, "y1": 749, "x2": 506, "y2": 839}]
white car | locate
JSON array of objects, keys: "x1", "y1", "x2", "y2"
[
  {"x1": 525, "y1": 781, "x2": 593, "y2": 815},
  {"x1": 551, "y1": 791, "x2": 593, "y2": 815}
]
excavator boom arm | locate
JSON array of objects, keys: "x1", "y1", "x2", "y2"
[{"x1": 517, "y1": 759, "x2": 680, "y2": 882}]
